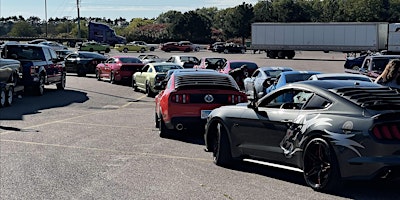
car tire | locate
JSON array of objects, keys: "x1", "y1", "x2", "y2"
[
  {"x1": 150, "y1": 47, "x2": 155, "y2": 51},
  {"x1": 223, "y1": 49, "x2": 229, "y2": 54},
  {"x1": 105, "y1": 48, "x2": 110, "y2": 53},
  {"x1": 213, "y1": 123, "x2": 233, "y2": 166},
  {"x1": 155, "y1": 112, "x2": 160, "y2": 128},
  {"x1": 5, "y1": 86, "x2": 13, "y2": 106},
  {"x1": 123, "y1": 48, "x2": 128, "y2": 53},
  {"x1": 96, "y1": 70, "x2": 101, "y2": 81},
  {"x1": 303, "y1": 137, "x2": 341, "y2": 192},
  {"x1": 241, "y1": 49, "x2": 246, "y2": 54},
  {"x1": 277, "y1": 51, "x2": 285, "y2": 59},
  {"x1": 56, "y1": 73, "x2": 66, "y2": 90},
  {"x1": 146, "y1": 82, "x2": 154, "y2": 97},
  {"x1": 77, "y1": 66, "x2": 86, "y2": 77},
  {"x1": 140, "y1": 48, "x2": 145, "y2": 53},
  {"x1": 352, "y1": 66, "x2": 360, "y2": 71},
  {"x1": 110, "y1": 72, "x2": 115, "y2": 84},
  {"x1": 35, "y1": 75, "x2": 45, "y2": 96},
  {"x1": 132, "y1": 79, "x2": 139, "y2": 92},
  {"x1": 0, "y1": 87, "x2": 6, "y2": 107},
  {"x1": 159, "y1": 117, "x2": 168, "y2": 138},
  {"x1": 89, "y1": 48, "x2": 94, "y2": 52}
]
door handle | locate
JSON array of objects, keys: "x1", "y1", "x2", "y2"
[{"x1": 281, "y1": 119, "x2": 292, "y2": 123}]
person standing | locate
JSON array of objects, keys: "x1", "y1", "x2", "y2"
[{"x1": 374, "y1": 59, "x2": 400, "y2": 91}]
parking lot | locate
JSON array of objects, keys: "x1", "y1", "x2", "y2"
[{"x1": 1, "y1": 49, "x2": 399, "y2": 199}]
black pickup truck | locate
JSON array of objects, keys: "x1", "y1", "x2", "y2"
[{"x1": 2, "y1": 44, "x2": 66, "y2": 95}]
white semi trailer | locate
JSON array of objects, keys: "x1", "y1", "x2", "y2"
[{"x1": 250, "y1": 22, "x2": 400, "y2": 59}]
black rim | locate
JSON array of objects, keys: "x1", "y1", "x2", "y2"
[
  {"x1": 303, "y1": 139, "x2": 332, "y2": 189},
  {"x1": 212, "y1": 124, "x2": 221, "y2": 161}
]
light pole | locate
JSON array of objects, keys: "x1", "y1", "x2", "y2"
[{"x1": 45, "y1": 0, "x2": 48, "y2": 37}]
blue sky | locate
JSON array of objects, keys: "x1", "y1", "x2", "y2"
[{"x1": 0, "y1": 0, "x2": 259, "y2": 20}]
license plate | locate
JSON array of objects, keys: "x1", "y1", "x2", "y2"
[{"x1": 201, "y1": 110, "x2": 212, "y2": 119}]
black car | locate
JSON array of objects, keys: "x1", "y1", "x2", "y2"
[
  {"x1": 204, "y1": 80, "x2": 400, "y2": 192},
  {"x1": 64, "y1": 51, "x2": 107, "y2": 77},
  {"x1": 215, "y1": 43, "x2": 246, "y2": 54},
  {"x1": 344, "y1": 55, "x2": 367, "y2": 70}
]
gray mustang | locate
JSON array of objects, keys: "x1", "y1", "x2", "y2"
[{"x1": 204, "y1": 80, "x2": 400, "y2": 192}]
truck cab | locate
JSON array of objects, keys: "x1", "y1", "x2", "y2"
[{"x1": 346, "y1": 55, "x2": 400, "y2": 80}]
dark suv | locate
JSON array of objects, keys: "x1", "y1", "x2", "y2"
[{"x1": 2, "y1": 44, "x2": 66, "y2": 95}]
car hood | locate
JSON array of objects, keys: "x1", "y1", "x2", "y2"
[{"x1": 209, "y1": 103, "x2": 249, "y2": 118}]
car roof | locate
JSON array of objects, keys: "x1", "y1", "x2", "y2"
[
  {"x1": 280, "y1": 70, "x2": 321, "y2": 75},
  {"x1": 311, "y1": 73, "x2": 370, "y2": 78},
  {"x1": 289, "y1": 80, "x2": 381, "y2": 90},
  {"x1": 227, "y1": 60, "x2": 256, "y2": 63},
  {"x1": 365, "y1": 55, "x2": 400, "y2": 59},
  {"x1": 259, "y1": 66, "x2": 294, "y2": 71}
]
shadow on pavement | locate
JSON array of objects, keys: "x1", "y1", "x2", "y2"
[{"x1": 0, "y1": 88, "x2": 89, "y2": 120}]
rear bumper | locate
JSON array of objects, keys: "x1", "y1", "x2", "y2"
[{"x1": 165, "y1": 117, "x2": 207, "y2": 132}]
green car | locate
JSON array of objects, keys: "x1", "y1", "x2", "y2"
[
  {"x1": 79, "y1": 41, "x2": 111, "y2": 53},
  {"x1": 132, "y1": 63, "x2": 183, "y2": 97},
  {"x1": 115, "y1": 42, "x2": 148, "y2": 53}
]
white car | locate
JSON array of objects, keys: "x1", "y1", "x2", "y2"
[{"x1": 165, "y1": 55, "x2": 200, "y2": 68}]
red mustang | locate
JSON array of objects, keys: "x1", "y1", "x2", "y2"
[
  {"x1": 96, "y1": 56, "x2": 145, "y2": 84},
  {"x1": 154, "y1": 69, "x2": 247, "y2": 137}
]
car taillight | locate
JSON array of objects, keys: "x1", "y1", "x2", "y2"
[
  {"x1": 30, "y1": 66, "x2": 39, "y2": 74},
  {"x1": 372, "y1": 123, "x2": 400, "y2": 141},
  {"x1": 227, "y1": 94, "x2": 246, "y2": 104},
  {"x1": 171, "y1": 93, "x2": 190, "y2": 104}
]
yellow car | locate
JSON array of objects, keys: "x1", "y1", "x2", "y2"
[{"x1": 116, "y1": 42, "x2": 148, "y2": 53}]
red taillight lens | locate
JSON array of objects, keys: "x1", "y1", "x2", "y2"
[
  {"x1": 372, "y1": 123, "x2": 400, "y2": 140},
  {"x1": 170, "y1": 93, "x2": 190, "y2": 104},
  {"x1": 228, "y1": 94, "x2": 247, "y2": 104}
]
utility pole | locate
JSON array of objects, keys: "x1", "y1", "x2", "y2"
[
  {"x1": 77, "y1": 0, "x2": 81, "y2": 38},
  {"x1": 45, "y1": 0, "x2": 48, "y2": 37}
]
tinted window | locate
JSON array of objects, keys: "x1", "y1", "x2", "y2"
[
  {"x1": 154, "y1": 65, "x2": 181, "y2": 72},
  {"x1": 119, "y1": 57, "x2": 142, "y2": 63},
  {"x1": 80, "y1": 52, "x2": 106, "y2": 59},
  {"x1": 285, "y1": 74, "x2": 315, "y2": 83},
  {"x1": 230, "y1": 62, "x2": 258, "y2": 70},
  {"x1": 264, "y1": 69, "x2": 292, "y2": 78}
]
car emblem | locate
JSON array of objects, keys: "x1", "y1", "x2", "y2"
[{"x1": 204, "y1": 94, "x2": 214, "y2": 103}]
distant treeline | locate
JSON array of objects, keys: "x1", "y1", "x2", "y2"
[{"x1": 1, "y1": 0, "x2": 399, "y2": 44}]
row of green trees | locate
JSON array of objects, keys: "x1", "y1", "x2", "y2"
[{"x1": 1, "y1": 0, "x2": 399, "y2": 44}]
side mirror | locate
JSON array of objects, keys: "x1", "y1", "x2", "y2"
[{"x1": 263, "y1": 78, "x2": 273, "y2": 87}]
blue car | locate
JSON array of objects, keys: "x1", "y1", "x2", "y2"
[{"x1": 266, "y1": 71, "x2": 321, "y2": 95}]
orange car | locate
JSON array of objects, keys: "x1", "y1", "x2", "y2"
[{"x1": 154, "y1": 69, "x2": 247, "y2": 137}]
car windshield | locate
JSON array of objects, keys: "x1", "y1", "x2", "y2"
[
  {"x1": 230, "y1": 62, "x2": 258, "y2": 70},
  {"x1": 5, "y1": 45, "x2": 45, "y2": 61},
  {"x1": 154, "y1": 65, "x2": 181, "y2": 72},
  {"x1": 265, "y1": 69, "x2": 292, "y2": 78},
  {"x1": 80, "y1": 52, "x2": 106, "y2": 59},
  {"x1": 206, "y1": 58, "x2": 226, "y2": 64},
  {"x1": 180, "y1": 56, "x2": 198, "y2": 62},
  {"x1": 371, "y1": 58, "x2": 395, "y2": 72},
  {"x1": 119, "y1": 57, "x2": 142, "y2": 63},
  {"x1": 285, "y1": 74, "x2": 316, "y2": 83}
]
